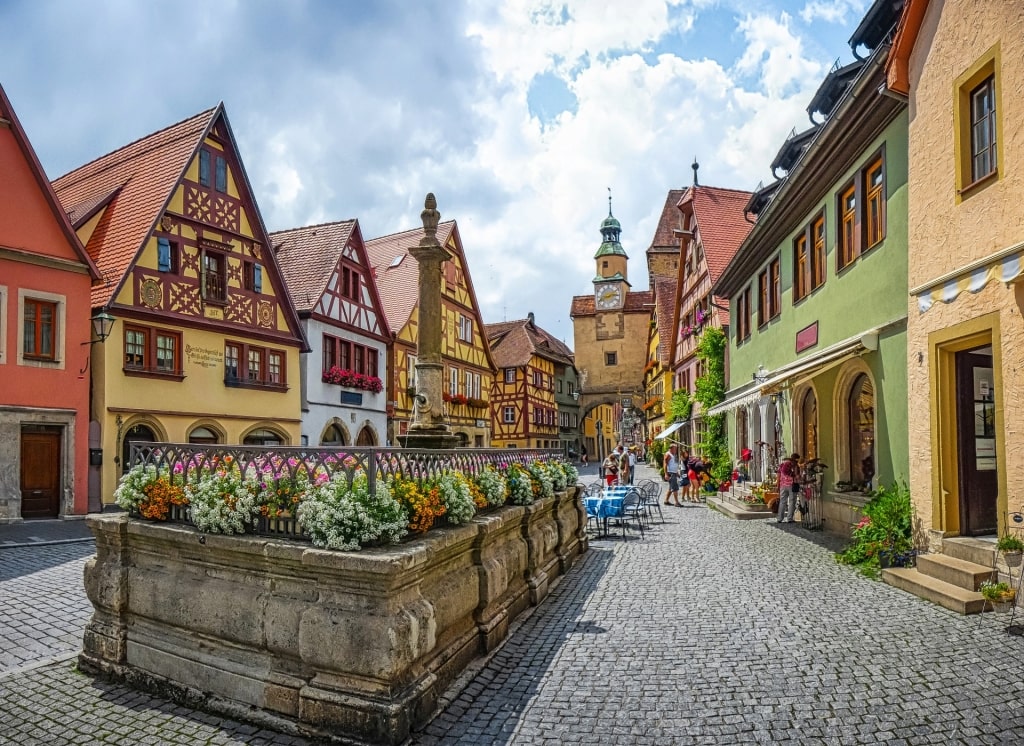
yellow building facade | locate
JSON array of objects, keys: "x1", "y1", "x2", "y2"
[
  {"x1": 888, "y1": 0, "x2": 1024, "y2": 540},
  {"x1": 54, "y1": 107, "x2": 305, "y2": 503}
]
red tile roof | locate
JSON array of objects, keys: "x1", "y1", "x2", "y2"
[
  {"x1": 648, "y1": 189, "x2": 686, "y2": 253},
  {"x1": 0, "y1": 83, "x2": 99, "y2": 280},
  {"x1": 364, "y1": 221, "x2": 456, "y2": 334},
  {"x1": 271, "y1": 220, "x2": 357, "y2": 312},
  {"x1": 653, "y1": 276, "x2": 677, "y2": 366},
  {"x1": 485, "y1": 316, "x2": 574, "y2": 369},
  {"x1": 52, "y1": 108, "x2": 216, "y2": 306},
  {"x1": 677, "y1": 186, "x2": 754, "y2": 286},
  {"x1": 569, "y1": 289, "x2": 653, "y2": 318}
]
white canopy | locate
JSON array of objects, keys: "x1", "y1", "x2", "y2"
[{"x1": 654, "y1": 421, "x2": 685, "y2": 440}]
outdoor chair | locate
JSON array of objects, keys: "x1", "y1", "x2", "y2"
[
  {"x1": 638, "y1": 480, "x2": 663, "y2": 523},
  {"x1": 615, "y1": 489, "x2": 645, "y2": 540}
]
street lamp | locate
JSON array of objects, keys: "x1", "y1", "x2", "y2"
[{"x1": 79, "y1": 310, "x2": 116, "y2": 375}]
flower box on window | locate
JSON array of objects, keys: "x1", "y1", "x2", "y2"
[{"x1": 322, "y1": 366, "x2": 383, "y2": 393}]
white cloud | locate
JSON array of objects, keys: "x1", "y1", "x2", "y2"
[{"x1": 800, "y1": 0, "x2": 870, "y2": 25}]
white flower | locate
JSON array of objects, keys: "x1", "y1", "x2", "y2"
[
  {"x1": 297, "y1": 473, "x2": 407, "y2": 550},
  {"x1": 437, "y1": 472, "x2": 476, "y2": 524}
]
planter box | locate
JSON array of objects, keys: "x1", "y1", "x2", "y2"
[{"x1": 80, "y1": 488, "x2": 583, "y2": 745}]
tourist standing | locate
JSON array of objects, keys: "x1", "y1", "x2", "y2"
[
  {"x1": 776, "y1": 453, "x2": 801, "y2": 523},
  {"x1": 616, "y1": 445, "x2": 630, "y2": 486},
  {"x1": 627, "y1": 447, "x2": 637, "y2": 485},
  {"x1": 602, "y1": 452, "x2": 619, "y2": 487},
  {"x1": 663, "y1": 444, "x2": 683, "y2": 506}
]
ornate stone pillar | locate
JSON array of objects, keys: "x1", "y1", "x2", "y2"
[{"x1": 400, "y1": 194, "x2": 461, "y2": 449}]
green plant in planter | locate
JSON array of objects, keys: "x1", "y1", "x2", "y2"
[
  {"x1": 980, "y1": 580, "x2": 1013, "y2": 602},
  {"x1": 836, "y1": 481, "x2": 914, "y2": 578},
  {"x1": 996, "y1": 534, "x2": 1024, "y2": 552}
]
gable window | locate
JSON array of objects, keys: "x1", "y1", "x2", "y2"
[
  {"x1": 342, "y1": 266, "x2": 360, "y2": 300},
  {"x1": 215, "y1": 155, "x2": 227, "y2": 192},
  {"x1": 605, "y1": 351, "x2": 617, "y2": 366},
  {"x1": 199, "y1": 149, "x2": 211, "y2": 187},
  {"x1": 243, "y1": 262, "x2": 262, "y2": 293},
  {"x1": 503, "y1": 406, "x2": 515, "y2": 424},
  {"x1": 458, "y1": 314, "x2": 473, "y2": 343},
  {"x1": 225, "y1": 341, "x2": 286, "y2": 390},
  {"x1": 202, "y1": 250, "x2": 227, "y2": 303},
  {"x1": 22, "y1": 298, "x2": 57, "y2": 360},
  {"x1": 157, "y1": 238, "x2": 179, "y2": 273},
  {"x1": 504, "y1": 368, "x2": 515, "y2": 383}
]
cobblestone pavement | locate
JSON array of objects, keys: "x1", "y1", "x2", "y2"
[{"x1": 4, "y1": 471, "x2": 1024, "y2": 745}]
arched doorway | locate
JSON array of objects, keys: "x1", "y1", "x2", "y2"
[
  {"x1": 122, "y1": 424, "x2": 157, "y2": 473},
  {"x1": 356, "y1": 426, "x2": 376, "y2": 446},
  {"x1": 321, "y1": 424, "x2": 347, "y2": 446}
]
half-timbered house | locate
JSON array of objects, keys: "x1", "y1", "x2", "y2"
[
  {"x1": 485, "y1": 313, "x2": 575, "y2": 450},
  {"x1": 52, "y1": 105, "x2": 306, "y2": 505},
  {"x1": 365, "y1": 220, "x2": 497, "y2": 447},
  {"x1": 272, "y1": 220, "x2": 389, "y2": 446},
  {"x1": 0, "y1": 84, "x2": 101, "y2": 520}
]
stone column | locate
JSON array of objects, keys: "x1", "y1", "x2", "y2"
[{"x1": 400, "y1": 194, "x2": 461, "y2": 449}]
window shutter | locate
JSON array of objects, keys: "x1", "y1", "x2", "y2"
[
  {"x1": 254, "y1": 265, "x2": 262, "y2": 293},
  {"x1": 216, "y1": 156, "x2": 227, "y2": 192},
  {"x1": 157, "y1": 238, "x2": 171, "y2": 272},
  {"x1": 199, "y1": 150, "x2": 211, "y2": 187}
]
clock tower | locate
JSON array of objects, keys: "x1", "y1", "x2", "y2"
[{"x1": 592, "y1": 195, "x2": 629, "y2": 310}]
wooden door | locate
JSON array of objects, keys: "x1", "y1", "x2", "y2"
[
  {"x1": 20, "y1": 428, "x2": 62, "y2": 518},
  {"x1": 956, "y1": 350, "x2": 997, "y2": 536}
]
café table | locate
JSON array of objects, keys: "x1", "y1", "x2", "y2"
[{"x1": 583, "y1": 486, "x2": 631, "y2": 536}]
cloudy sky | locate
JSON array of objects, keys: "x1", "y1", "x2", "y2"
[{"x1": 1, "y1": 0, "x2": 872, "y2": 348}]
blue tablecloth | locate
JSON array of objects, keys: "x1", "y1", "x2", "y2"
[{"x1": 584, "y1": 488, "x2": 630, "y2": 519}]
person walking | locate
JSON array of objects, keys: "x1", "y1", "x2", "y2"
[
  {"x1": 685, "y1": 454, "x2": 702, "y2": 503},
  {"x1": 776, "y1": 453, "x2": 801, "y2": 523},
  {"x1": 580, "y1": 448, "x2": 588, "y2": 466},
  {"x1": 663, "y1": 444, "x2": 683, "y2": 506},
  {"x1": 627, "y1": 447, "x2": 637, "y2": 485}
]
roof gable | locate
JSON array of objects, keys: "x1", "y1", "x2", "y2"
[
  {"x1": 0, "y1": 84, "x2": 98, "y2": 279},
  {"x1": 679, "y1": 186, "x2": 755, "y2": 286},
  {"x1": 485, "y1": 316, "x2": 574, "y2": 369}
]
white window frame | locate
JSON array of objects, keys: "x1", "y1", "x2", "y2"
[
  {"x1": 449, "y1": 366, "x2": 459, "y2": 396},
  {"x1": 471, "y1": 372, "x2": 481, "y2": 399},
  {"x1": 459, "y1": 314, "x2": 473, "y2": 343},
  {"x1": 504, "y1": 368, "x2": 515, "y2": 383},
  {"x1": 503, "y1": 406, "x2": 515, "y2": 423},
  {"x1": 16, "y1": 287, "x2": 67, "y2": 369},
  {"x1": 406, "y1": 354, "x2": 417, "y2": 390}
]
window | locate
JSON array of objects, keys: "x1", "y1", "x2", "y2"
[
  {"x1": 225, "y1": 341, "x2": 286, "y2": 389},
  {"x1": 970, "y1": 75, "x2": 997, "y2": 183},
  {"x1": 503, "y1": 406, "x2": 515, "y2": 423},
  {"x1": 838, "y1": 183, "x2": 857, "y2": 270},
  {"x1": 157, "y1": 238, "x2": 179, "y2": 273},
  {"x1": 865, "y1": 159, "x2": 885, "y2": 249},
  {"x1": 188, "y1": 427, "x2": 219, "y2": 445},
  {"x1": 757, "y1": 270, "x2": 768, "y2": 328},
  {"x1": 342, "y1": 267, "x2": 360, "y2": 300},
  {"x1": 769, "y1": 258, "x2": 780, "y2": 321},
  {"x1": 533, "y1": 370, "x2": 541, "y2": 388},
  {"x1": 123, "y1": 325, "x2": 181, "y2": 376},
  {"x1": 407, "y1": 354, "x2": 417, "y2": 390},
  {"x1": 243, "y1": 429, "x2": 283, "y2": 446},
  {"x1": 202, "y1": 250, "x2": 227, "y2": 302},
  {"x1": 605, "y1": 351, "x2": 617, "y2": 366},
  {"x1": 449, "y1": 366, "x2": 459, "y2": 395},
  {"x1": 243, "y1": 262, "x2": 262, "y2": 292},
  {"x1": 199, "y1": 149, "x2": 211, "y2": 187},
  {"x1": 22, "y1": 298, "x2": 57, "y2": 360},
  {"x1": 794, "y1": 215, "x2": 826, "y2": 302},
  {"x1": 215, "y1": 155, "x2": 227, "y2": 192},
  {"x1": 322, "y1": 335, "x2": 378, "y2": 377},
  {"x1": 837, "y1": 149, "x2": 887, "y2": 270},
  {"x1": 848, "y1": 374, "x2": 875, "y2": 486},
  {"x1": 459, "y1": 314, "x2": 473, "y2": 343},
  {"x1": 504, "y1": 368, "x2": 515, "y2": 383},
  {"x1": 471, "y1": 373, "x2": 481, "y2": 399},
  {"x1": 736, "y1": 286, "x2": 752, "y2": 343}
]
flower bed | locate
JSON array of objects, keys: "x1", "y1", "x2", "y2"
[{"x1": 114, "y1": 445, "x2": 578, "y2": 552}]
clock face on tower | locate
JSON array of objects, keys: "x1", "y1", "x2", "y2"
[{"x1": 595, "y1": 282, "x2": 623, "y2": 310}]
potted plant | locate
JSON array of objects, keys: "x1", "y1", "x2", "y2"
[
  {"x1": 980, "y1": 580, "x2": 1016, "y2": 612},
  {"x1": 997, "y1": 534, "x2": 1024, "y2": 568}
]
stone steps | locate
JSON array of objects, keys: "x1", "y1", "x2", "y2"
[
  {"x1": 881, "y1": 537, "x2": 1000, "y2": 616},
  {"x1": 707, "y1": 493, "x2": 773, "y2": 521}
]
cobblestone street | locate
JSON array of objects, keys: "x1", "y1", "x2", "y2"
[{"x1": 3, "y1": 473, "x2": 1024, "y2": 744}]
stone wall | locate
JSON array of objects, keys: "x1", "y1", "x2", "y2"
[{"x1": 79, "y1": 487, "x2": 586, "y2": 745}]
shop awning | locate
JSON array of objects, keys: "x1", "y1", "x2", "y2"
[
  {"x1": 706, "y1": 325, "x2": 887, "y2": 416},
  {"x1": 912, "y1": 240, "x2": 1024, "y2": 313},
  {"x1": 654, "y1": 420, "x2": 686, "y2": 440}
]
